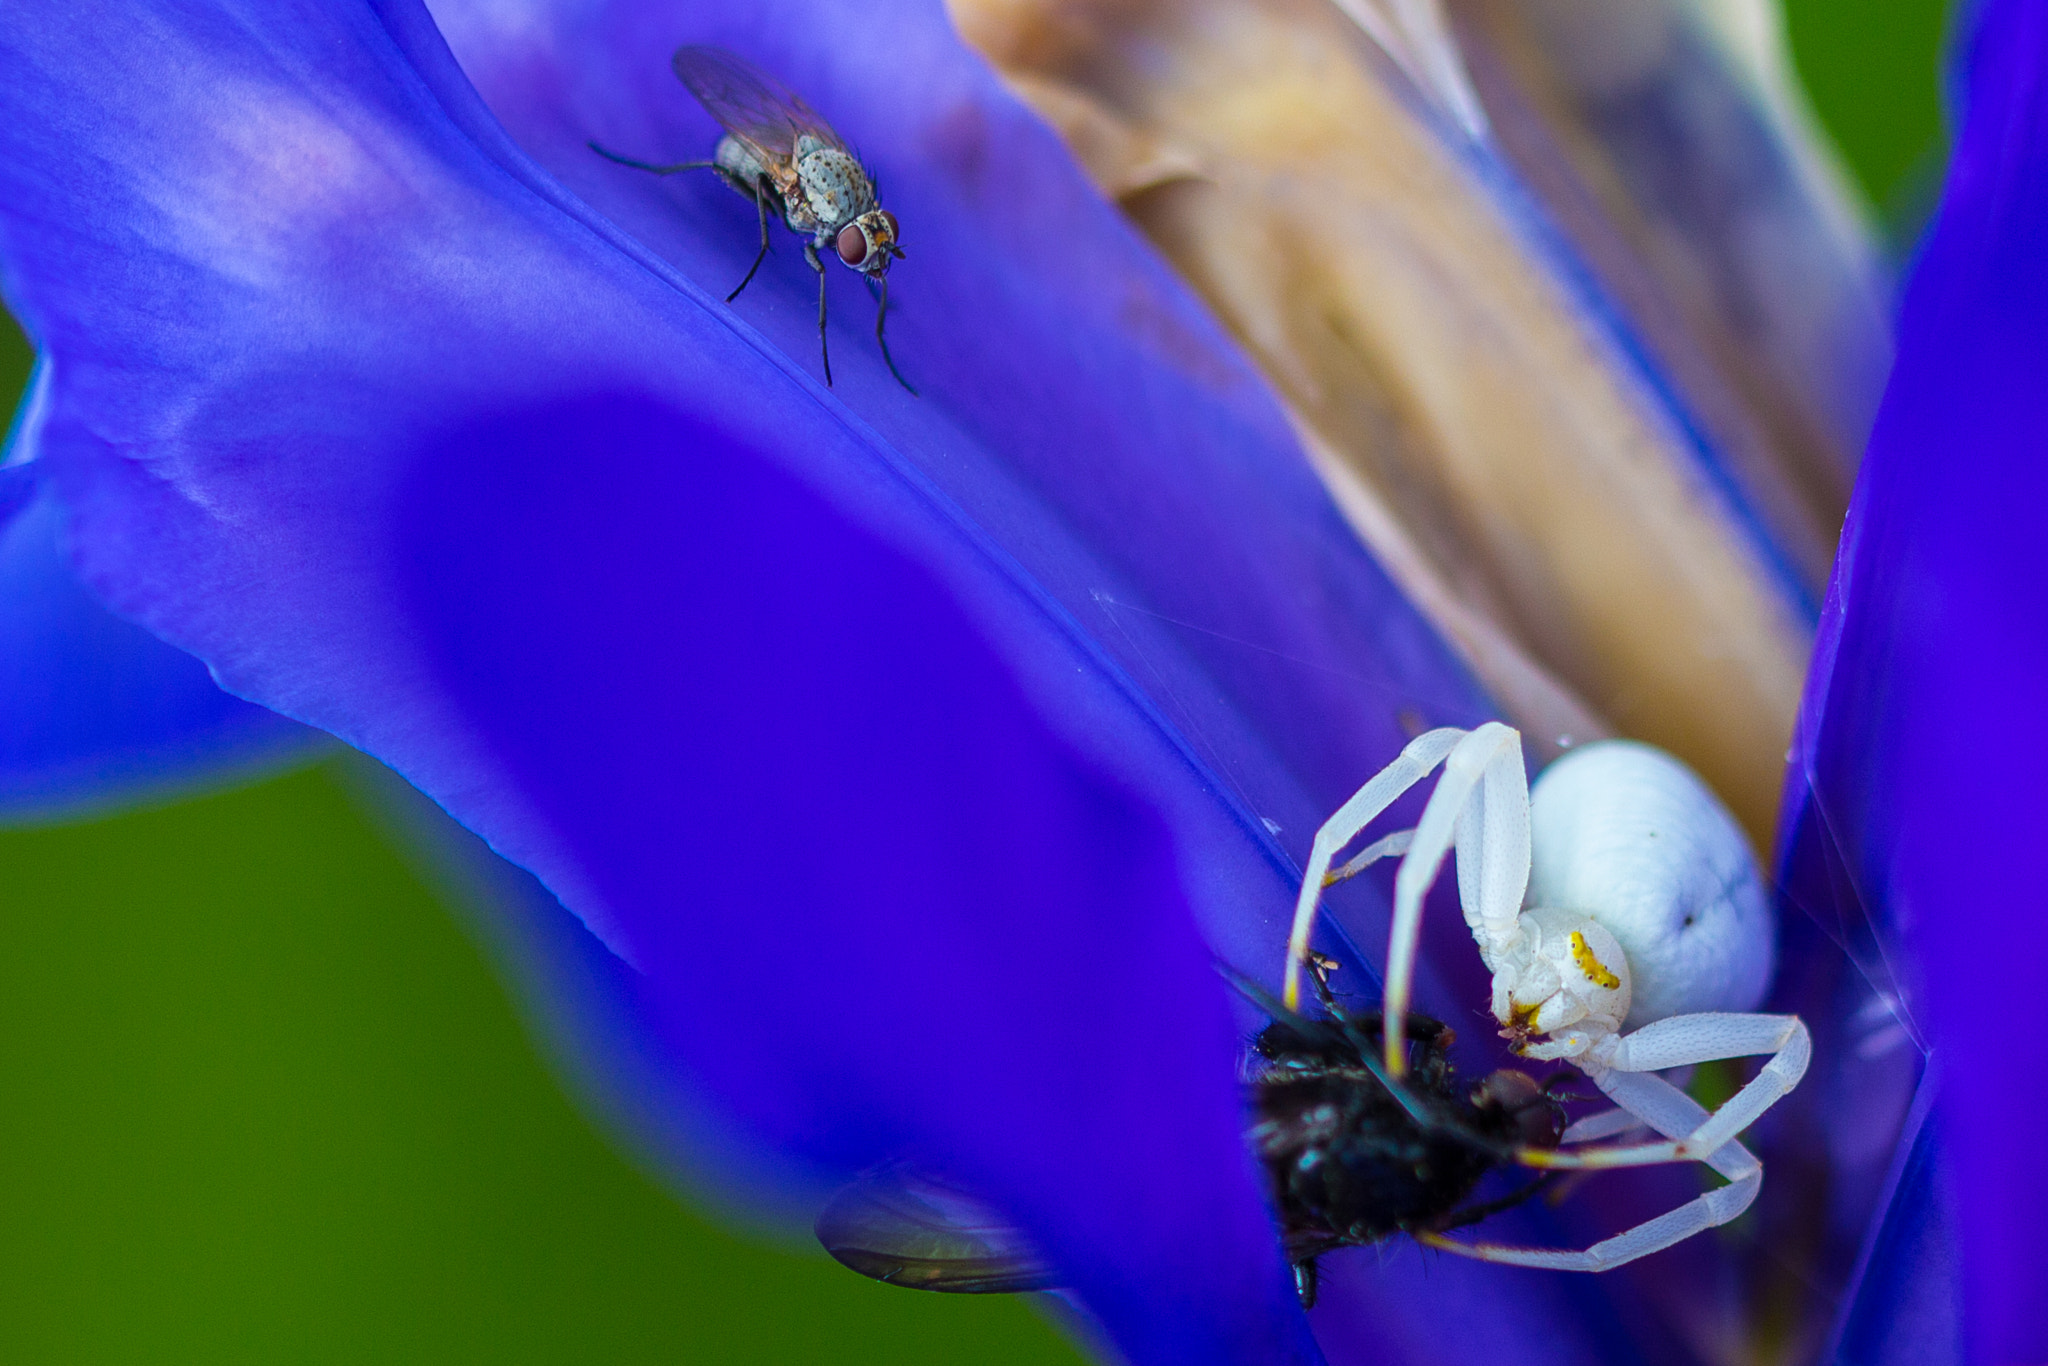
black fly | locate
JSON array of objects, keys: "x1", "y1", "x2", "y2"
[
  {"x1": 814, "y1": 961, "x2": 1568, "y2": 1306},
  {"x1": 591, "y1": 45, "x2": 913, "y2": 392},
  {"x1": 1244, "y1": 964, "x2": 1567, "y2": 1306}
]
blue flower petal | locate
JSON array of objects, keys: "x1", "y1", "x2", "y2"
[
  {"x1": 421, "y1": 0, "x2": 1542, "y2": 1156},
  {"x1": 0, "y1": 0, "x2": 1622, "y2": 1357},
  {"x1": 426, "y1": 0, "x2": 1496, "y2": 835},
  {"x1": 0, "y1": 471, "x2": 319, "y2": 820},
  {"x1": 399, "y1": 391, "x2": 1330, "y2": 1362},
  {"x1": 1781, "y1": 1, "x2": 2048, "y2": 1359},
  {"x1": 1822, "y1": 1067, "x2": 1963, "y2": 1366},
  {"x1": 0, "y1": 5, "x2": 1310, "y2": 1344}
]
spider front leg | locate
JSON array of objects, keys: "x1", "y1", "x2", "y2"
[
  {"x1": 1420, "y1": 1064, "x2": 1766, "y2": 1271},
  {"x1": 1425, "y1": 1064, "x2": 1761, "y2": 1269},
  {"x1": 1284, "y1": 726, "x2": 1464, "y2": 1010},
  {"x1": 1380, "y1": 723, "x2": 1531, "y2": 1076},
  {"x1": 1282, "y1": 722, "x2": 1532, "y2": 1079}
]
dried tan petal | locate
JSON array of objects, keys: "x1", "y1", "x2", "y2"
[
  {"x1": 997, "y1": 74, "x2": 1207, "y2": 198},
  {"x1": 1451, "y1": 0, "x2": 1892, "y2": 588},
  {"x1": 952, "y1": 0, "x2": 1833, "y2": 845},
  {"x1": 1286, "y1": 418, "x2": 1613, "y2": 765}
]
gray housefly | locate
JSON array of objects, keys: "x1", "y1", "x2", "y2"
[
  {"x1": 815, "y1": 963, "x2": 1569, "y2": 1308},
  {"x1": 593, "y1": 46, "x2": 912, "y2": 393}
]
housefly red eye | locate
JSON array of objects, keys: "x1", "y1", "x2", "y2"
[
  {"x1": 878, "y1": 210, "x2": 898, "y2": 239},
  {"x1": 835, "y1": 223, "x2": 868, "y2": 266}
]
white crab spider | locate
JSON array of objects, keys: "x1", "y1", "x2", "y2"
[{"x1": 1282, "y1": 723, "x2": 1811, "y2": 1271}]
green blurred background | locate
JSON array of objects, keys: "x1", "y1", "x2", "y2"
[{"x1": 0, "y1": 5, "x2": 1950, "y2": 1362}]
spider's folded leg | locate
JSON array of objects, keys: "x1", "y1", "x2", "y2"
[
  {"x1": 1422, "y1": 1069, "x2": 1765, "y2": 1271},
  {"x1": 1416, "y1": 1142, "x2": 1758, "y2": 1270},
  {"x1": 1599, "y1": 1012, "x2": 1812, "y2": 1158},
  {"x1": 1560, "y1": 1107, "x2": 1642, "y2": 1143}
]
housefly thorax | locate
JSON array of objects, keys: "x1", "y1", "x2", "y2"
[
  {"x1": 592, "y1": 44, "x2": 915, "y2": 393},
  {"x1": 794, "y1": 139, "x2": 874, "y2": 231}
]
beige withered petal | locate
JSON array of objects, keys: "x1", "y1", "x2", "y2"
[
  {"x1": 950, "y1": 0, "x2": 1889, "y2": 848},
  {"x1": 1451, "y1": 0, "x2": 1890, "y2": 572}
]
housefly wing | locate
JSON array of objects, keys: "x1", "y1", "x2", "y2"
[
  {"x1": 671, "y1": 45, "x2": 850, "y2": 155},
  {"x1": 814, "y1": 1163, "x2": 1062, "y2": 1294}
]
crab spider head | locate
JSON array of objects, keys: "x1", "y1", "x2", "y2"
[
  {"x1": 1524, "y1": 741, "x2": 1775, "y2": 1031},
  {"x1": 1489, "y1": 906, "x2": 1632, "y2": 1059}
]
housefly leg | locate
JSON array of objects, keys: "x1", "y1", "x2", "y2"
[
  {"x1": 875, "y1": 275, "x2": 916, "y2": 395},
  {"x1": 726, "y1": 175, "x2": 775, "y2": 303},
  {"x1": 1292, "y1": 1260, "x2": 1319, "y2": 1311},
  {"x1": 586, "y1": 142, "x2": 717, "y2": 176},
  {"x1": 588, "y1": 143, "x2": 772, "y2": 302},
  {"x1": 804, "y1": 241, "x2": 832, "y2": 386},
  {"x1": 1435, "y1": 1172, "x2": 1561, "y2": 1232}
]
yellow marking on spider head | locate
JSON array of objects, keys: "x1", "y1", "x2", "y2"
[{"x1": 1570, "y1": 931, "x2": 1622, "y2": 990}]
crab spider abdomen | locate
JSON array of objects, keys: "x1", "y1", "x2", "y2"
[{"x1": 1526, "y1": 741, "x2": 1775, "y2": 1031}]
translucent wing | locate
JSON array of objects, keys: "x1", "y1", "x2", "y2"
[
  {"x1": 814, "y1": 1163, "x2": 1061, "y2": 1294},
  {"x1": 671, "y1": 45, "x2": 849, "y2": 155}
]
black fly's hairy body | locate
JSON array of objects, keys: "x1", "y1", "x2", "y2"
[
  {"x1": 1254, "y1": 1013, "x2": 1500, "y2": 1248},
  {"x1": 1247, "y1": 980, "x2": 1565, "y2": 1306}
]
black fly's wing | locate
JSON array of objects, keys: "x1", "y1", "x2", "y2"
[
  {"x1": 671, "y1": 45, "x2": 851, "y2": 158},
  {"x1": 814, "y1": 1163, "x2": 1062, "y2": 1294}
]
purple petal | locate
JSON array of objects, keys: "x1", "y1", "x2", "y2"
[
  {"x1": 416, "y1": 0, "x2": 1537, "y2": 1169},
  {"x1": 399, "y1": 392, "x2": 1323, "y2": 1361},
  {"x1": 0, "y1": 0, "x2": 1329, "y2": 1354},
  {"x1": 1781, "y1": 1, "x2": 2048, "y2": 1359},
  {"x1": 0, "y1": 472, "x2": 319, "y2": 819},
  {"x1": 1822, "y1": 1068, "x2": 1962, "y2": 1366},
  {"x1": 0, "y1": 0, "x2": 1644, "y2": 1356},
  {"x1": 0, "y1": 0, "x2": 1306, "y2": 1336},
  {"x1": 425, "y1": 0, "x2": 1496, "y2": 846}
]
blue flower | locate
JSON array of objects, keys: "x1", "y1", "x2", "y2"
[
  {"x1": 0, "y1": 471, "x2": 324, "y2": 819},
  {"x1": 0, "y1": 0, "x2": 2036, "y2": 1362},
  {"x1": 1781, "y1": 2, "x2": 2048, "y2": 1361}
]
